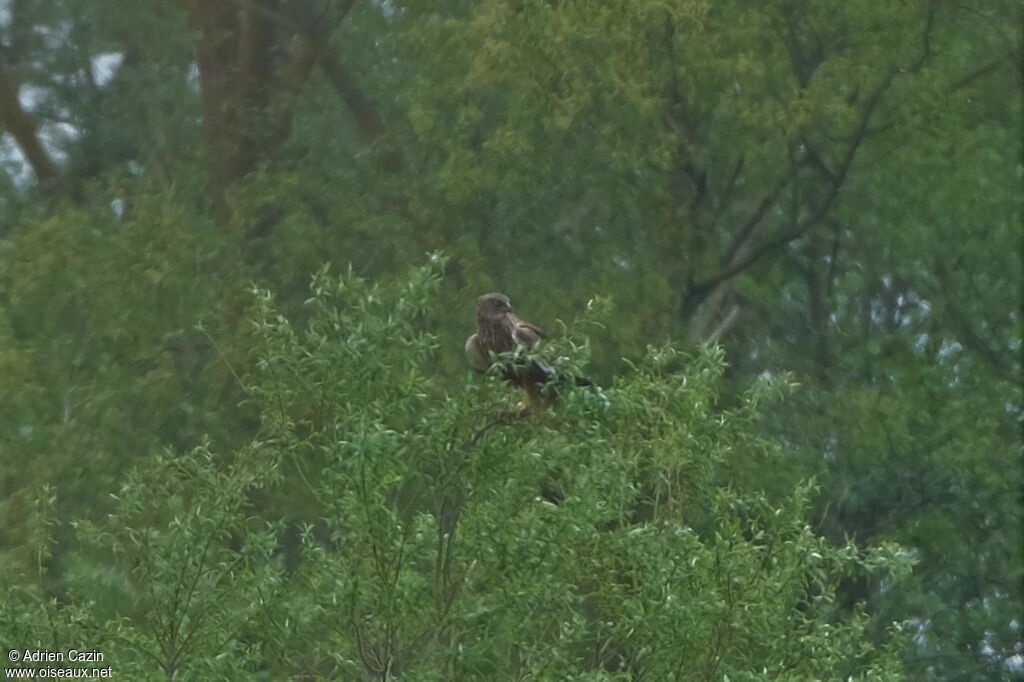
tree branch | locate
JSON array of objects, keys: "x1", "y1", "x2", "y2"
[
  {"x1": 266, "y1": 34, "x2": 319, "y2": 146},
  {"x1": 692, "y1": 64, "x2": 898, "y2": 296},
  {"x1": 0, "y1": 58, "x2": 58, "y2": 183},
  {"x1": 181, "y1": 0, "x2": 245, "y2": 222},
  {"x1": 231, "y1": 0, "x2": 386, "y2": 144},
  {"x1": 711, "y1": 154, "x2": 745, "y2": 224},
  {"x1": 313, "y1": 41, "x2": 386, "y2": 144},
  {"x1": 949, "y1": 56, "x2": 1012, "y2": 92},
  {"x1": 237, "y1": 0, "x2": 276, "y2": 111},
  {"x1": 722, "y1": 177, "x2": 790, "y2": 267},
  {"x1": 706, "y1": 303, "x2": 741, "y2": 344},
  {"x1": 680, "y1": 172, "x2": 791, "y2": 326},
  {"x1": 687, "y1": 5, "x2": 940, "y2": 302},
  {"x1": 934, "y1": 260, "x2": 1013, "y2": 377}
]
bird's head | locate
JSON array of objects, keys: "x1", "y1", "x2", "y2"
[{"x1": 477, "y1": 292, "x2": 512, "y2": 320}]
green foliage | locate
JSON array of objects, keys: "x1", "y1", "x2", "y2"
[
  {"x1": 2, "y1": 268, "x2": 910, "y2": 679},
  {"x1": 0, "y1": 0, "x2": 1018, "y2": 678}
]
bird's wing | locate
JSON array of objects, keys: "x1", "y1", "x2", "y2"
[
  {"x1": 510, "y1": 315, "x2": 545, "y2": 349},
  {"x1": 464, "y1": 333, "x2": 492, "y2": 373}
]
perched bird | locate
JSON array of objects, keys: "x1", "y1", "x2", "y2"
[{"x1": 465, "y1": 292, "x2": 590, "y2": 405}]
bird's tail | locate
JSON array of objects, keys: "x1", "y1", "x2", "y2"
[
  {"x1": 497, "y1": 353, "x2": 597, "y2": 404},
  {"x1": 533, "y1": 359, "x2": 595, "y2": 398}
]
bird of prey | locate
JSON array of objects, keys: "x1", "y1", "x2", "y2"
[{"x1": 465, "y1": 292, "x2": 589, "y2": 405}]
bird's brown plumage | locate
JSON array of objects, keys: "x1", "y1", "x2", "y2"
[{"x1": 465, "y1": 293, "x2": 557, "y2": 404}]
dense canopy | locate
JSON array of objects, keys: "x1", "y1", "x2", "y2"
[{"x1": 0, "y1": 1, "x2": 1019, "y2": 680}]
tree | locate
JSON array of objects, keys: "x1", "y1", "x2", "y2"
[{"x1": 1, "y1": 264, "x2": 911, "y2": 679}]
